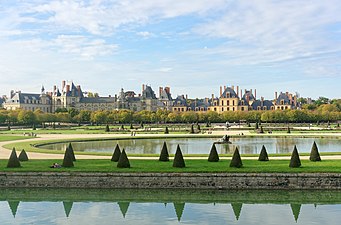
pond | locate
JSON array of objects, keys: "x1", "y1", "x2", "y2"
[
  {"x1": 0, "y1": 188, "x2": 340, "y2": 225},
  {"x1": 40, "y1": 137, "x2": 341, "y2": 154}
]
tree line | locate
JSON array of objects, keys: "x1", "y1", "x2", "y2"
[{"x1": 0, "y1": 100, "x2": 340, "y2": 126}]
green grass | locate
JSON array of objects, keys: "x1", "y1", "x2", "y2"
[
  {"x1": 0, "y1": 135, "x2": 33, "y2": 142},
  {"x1": 1, "y1": 159, "x2": 341, "y2": 173}
]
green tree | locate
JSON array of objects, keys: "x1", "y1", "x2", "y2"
[{"x1": 17, "y1": 110, "x2": 36, "y2": 125}]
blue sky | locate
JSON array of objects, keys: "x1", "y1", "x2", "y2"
[{"x1": 0, "y1": 0, "x2": 340, "y2": 100}]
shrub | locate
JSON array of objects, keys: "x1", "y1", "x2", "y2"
[
  {"x1": 208, "y1": 144, "x2": 219, "y2": 162},
  {"x1": 259, "y1": 126, "x2": 264, "y2": 133},
  {"x1": 105, "y1": 124, "x2": 110, "y2": 132},
  {"x1": 230, "y1": 147, "x2": 242, "y2": 168},
  {"x1": 255, "y1": 122, "x2": 259, "y2": 130},
  {"x1": 111, "y1": 144, "x2": 121, "y2": 162},
  {"x1": 7, "y1": 148, "x2": 21, "y2": 168},
  {"x1": 66, "y1": 143, "x2": 76, "y2": 161},
  {"x1": 159, "y1": 142, "x2": 169, "y2": 162},
  {"x1": 309, "y1": 141, "x2": 321, "y2": 162},
  {"x1": 189, "y1": 124, "x2": 195, "y2": 134},
  {"x1": 62, "y1": 149, "x2": 74, "y2": 167},
  {"x1": 258, "y1": 145, "x2": 269, "y2": 161},
  {"x1": 289, "y1": 145, "x2": 301, "y2": 168},
  {"x1": 18, "y1": 149, "x2": 29, "y2": 161},
  {"x1": 164, "y1": 126, "x2": 169, "y2": 134},
  {"x1": 197, "y1": 124, "x2": 201, "y2": 131},
  {"x1": 117, "y1": 149, "x2": 130, "y2": 168},
  {"x1": 173, "y1": 144, "x2": 186, "y2": 168},
  {"x1": 130, "y1": 123, "x2": 133, "y2": 129},
  {"x1": 32, "y1": 124, "x2": 36, "y2": 130},
  {"x1": 287, "y1": 126, "x2": 291, "y2": 133}
]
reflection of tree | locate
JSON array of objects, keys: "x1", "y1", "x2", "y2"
[
  {"x1": 290, "y1": 204, "x2": 301, "y2": 222},
  {"x1": 8, "y1": 201, "x2": 20, "y2": 218},
  {"x1": 173, "y1": 202, "x2": 185, "y2": 221},
  {"x1": 63, "y1": 201, "x2": 73, "y2": 217},
  {"x1": 118, "y1": 202, "x2": 130, "y2": 218},
  {"x1": 231, "y1": 203, "x2": 243, "y2": 220}
]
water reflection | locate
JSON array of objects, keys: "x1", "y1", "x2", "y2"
[
  {"x1": 0, "y1": 189, "x2": 341, "y2": 224},
  {"x1": 41, "y1": 137, "x2": 341, "y2": 155}
]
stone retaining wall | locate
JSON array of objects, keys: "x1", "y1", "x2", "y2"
[{"x1": 1, "y1": 172, "x2": 341, "y2": 189}]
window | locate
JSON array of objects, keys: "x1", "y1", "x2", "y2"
[
  {"x1": 222, "y1": 107, "x2": 224, "y2": 111},
  {"x1": 233, "y1": 100, "x2": 235, "y2": 105},
  {"x1": 227, "y1": 100, "x2": 230, "y2": 105},
  {"x1": 241, "y1": 107, "x2": 244, "y2": 111}
]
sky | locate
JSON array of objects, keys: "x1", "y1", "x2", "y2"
[{"x1": 0, "y1": 0, "x2": 340, "y2": 100}]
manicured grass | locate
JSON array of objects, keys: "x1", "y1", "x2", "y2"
[
  {"x1": 0, "y1": 135, "x2": 33, "y2": 142},
  {"x1": 1, "y1": 159, "x2": 341, "y2": 173}
]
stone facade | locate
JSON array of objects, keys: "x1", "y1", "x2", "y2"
[{"x1": 0, "y1": 172, "x2": 340, "y2": 190}]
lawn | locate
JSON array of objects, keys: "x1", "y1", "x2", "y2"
[
  {"x1": 0, "y1": 135, "x2": 33, "y2": 142},
  {"x1": 2, "y1": 159, "x2": 341, "y2": 173}
]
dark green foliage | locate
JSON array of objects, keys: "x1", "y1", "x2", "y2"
[
  {"x1": 111, "y1": 144, "x2": 121, "y2": 162},
  {"x1": 337, "y1": 123, "x2": 340, "y2": 128},
  {"x1": 173, "y1": 203, "x2": 185, "y2": 221},
  {"x1": 18, "y1": 149, "x2": 29, "y2": 161},
  {"x1": 159, "y1": 142, "x2": 169, "y2": 162},
  {"x1": 62, "y1": 148, "x2": 74, "y2": 167},
  {"x1": 289, "y1": 145, "x2": 301, "y2": 168},
  {"x1": 206, "y1": 122, "x2": 210, "y2": 127},
  {"x1": 287, "y1": 126, "x2": 291, "y2": 133},
  {"x1": 52, "y1": 122, "x2": 56, "y2": 129},
  {"x1": 290, "y1": 204, "x2": 302, "y2": 222},
  {"x1": 258, "y1": 145, "x2": 269, "y2": 161},
  {"x1": 118, "y1": 202, "x2": 130, "y2": 218},
  {"x1": 32, "y1": 124, "x2": 36, "y2": 130},
  {"x1": 230, "y1": 147, "x2": 242, "y2": 168},
  {"x1": 173, "y1": 145, "x2": 186, "y2": 168},
  {"x1": 7, "y1": 148, "x2": 21, "y2": 168},
  {"x1": 197, "y1": 124, "x2": 201, "y2": 131},
  {"x1": 164, "y1": 126, "x2": 169, "y2": 134},
  {"x1": 255, "y1": 122, "x2": 259, "y2": 130},
  {"x1": 105, "y1": 124, "x2": 110, "y2": 132},
  {"x1": 231, "y1": 203, "x2": 243, "y2": 221},
  {"x1": 208, "y1": 144, "x2": 219, "y2": 162},
  {"x1": 130, "y1": 123, "x2": 133, "y2": 129},
  {"x1": 7, "y1": 124, "x2": 10, "y2": 130},
  {"x1": 8, "y1": 201, "x2": 20, "y2": 218},
  {"x1": 309, "y1": 141, "x2": 321, "y2": 162},
  {"x1": 63, "y1": 201, "x2": 73, "y2": 217},
  {"x1": 140, "y1": 122, "x2": 144, "y2": 128},
  {"x1": 67, "y1": 143, "x2": 76, "y2": 161},
  {"x1": 117, "y1": 149, "x2": 130, "y2": 168},
  {"x1": 190, "y1": 124, "x2": 195, "y2": 134}
]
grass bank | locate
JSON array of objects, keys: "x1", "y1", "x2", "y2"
[
  {"x1": 0, "y1": 135, "x2": 33, "y2": 142},
  {"x1": 1, "y1": 159, "x2": 341, "y2": 173}
]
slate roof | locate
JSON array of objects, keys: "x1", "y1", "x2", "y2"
[
  {"x1": 276, "y1": 92, "x2": 291, "y2": 105},
  {"x1": 79, "y1": 97, "x2": 116, "y2": 103},
  {"x1": 159, "y1": 89, "x2": 172, "y2": 101},
  {"x1": 221, "y1": 87, "x2": 238, "y2": 98},
  {"x1": 142, "y1": 85, "x2": 157, "y2": 99},
  {"x1": 251, "y1": 100, "x2": 274, "y2": 110},
  {"x1": 189, "y1": 99, "x2": 210, "y2": 110},
  {"x1": 173, "y1": 95, "x2": 187, "y2": 107},
  {"x1": 242, "y1": 91, "x2": 255, "y2": 102},
  {"x1": 5, "y1": 92, "x2": 50, "y2": 104},
  {"x1": 65, "y1": 83, "x2": 84, "y2": 98}
]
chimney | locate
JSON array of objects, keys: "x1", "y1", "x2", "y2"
[
  {"x1": 53, "y1": 85, "x2": 57, "y2": 92},
  {"x1": 261, "y1": 96, "x2": 264, "y2": 102},
  {"x1": 76, "y1": 85, "x2": 81, "y2": 96},
  {"x1": 232, "y1": 85, "x2": 234, "y2": 91},
  {"x1": 142, "y1": 84, "x2": 145, "y2": 93},
  {"x1": 211, "y1": 94, "x2": 214, "y2": 102},
  {"x1": 244, "y1": 89, "x2": 246, "y2": 94},
  {"x1": 237, "y1": 86, "x2": 239, "y2": 97},
  {"x1": 286, "y1": 91, "x2": 289, "y2": 96},
  {"x1": 224, "y1": 85, "x2": 226, "y2": 90},
  {"x1": 250, "y1": 89, "x2": 252, "y2": 96},
  {"x1": 66, "y1": 85, "x2": 70, "y2": 93},
  {"x1": 275, "y1": 91, "x2": 278, "y2": 100},
  {"x1": 165, "y1": 87, "x2": 170, "y2": 94},
  {"x1": 220, "y1": 86, "x2": 222, "y2": 96},
  {"x1": 240, "y1": 89, "x2": 242, "y2": 98},
  {"x1": 185, "y1": 94, "x2": 188, "y2": 100},
  {"x1": 159, "y1": 87, "x2": 163, "y2": 98},
  {"x1": 109, "y1": 95, "x2": 111, "y2": 98},
  {"x1": 62, "y1": 80, "x2": 66, "y2": 91},
  {"x1": 254, "y1": 89, "x2": 257, "y2": 99},
  {"x1": 10, "y1": 90, "x2": 15, "y2": 98}
]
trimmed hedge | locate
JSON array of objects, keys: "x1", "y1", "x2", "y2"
[
  {"x1": 117, "y1": 149, "x2": 130, "y2": 168},
  {"x1": 230, "y1": 147, "x2": 242, "y2": 168},
  {"x1": 7, "y1": 148, "x2": 21, "y2": 168},
  {"x1": 18, "y1": 149, "x2": 29, "y2": 161},
  {"x1": 111, "y1": 144, "x2": 121, "y2": 162},
  {"x1": 159, "y1": 142, "x2": 169, "y2": 162},
  {"x1": 309, "y1": 141, "x2": 321, "y2": 162},
  {"x1": 289, "y1": 145, "x2": 301, "y2": 168},
  {"x1": 258, "y1": 145, "x2": 269, "y2": 161},
  {"x1": 208, "y1": 144, "x2": 219, "y2": 162},
  {"x1": 173, "y1": 144, "x2": 186, "y2": 168}
]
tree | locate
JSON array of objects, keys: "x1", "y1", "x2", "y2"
[
  {"x1": 17, "y1": 110, "x2": 36, "y2": 125},
  {"x1": 117, "y1": 149, "x2": 130, "y2": 168},
  {"x1": 230, "y1": 147, "x2": 242, "y2": 168},
  {"x1": 18, "y1": 149, "x2": 29, "y2": 161},
  {"x1": 289, "y1": 145, "x2": 301, "y2": 168},
  {"x1": 173, "y1": 144, "x2": 185, "y2": 168},
  {"x1": 208, "y1": 144, "x2": 219, "y2": 162},
  {"x1": 258, "y1": 145, "x2": 269, "y2": 161},
  {"x1": 309, "y1": 141, "x2": 321, "y2": 162},
  {"x1": 159, "y1": 142, "x2": 169, "y2": 161},
  {"x1": 111, "y1": 144, "x2": 121, "y2": 162},
  {"x1": 7, "y1": 148, "x2": 21, "y2": 168}
]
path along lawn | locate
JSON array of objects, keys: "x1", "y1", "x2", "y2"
[{"x1": 1, "y1": 159, "x2": 341, "y2": 173}]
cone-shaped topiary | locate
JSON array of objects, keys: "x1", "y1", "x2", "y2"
[
  {"x1": 121, "y1": 124, "x2": 125, "y2": 130},
  {"x1": 258, "y1": 145, "x2": 269, "y2": 161},
  {"x1": 111, "y1": 144, "x2": 121, "y2": 162},
  {"x1": 255, "y1": 122, "x2": 259, "y2": 130},
  {"x1": 173, "y1": 203, "x2": 185, "y2": 222},
  {"x1": 8, "y1": 201, "x2": 20, "y2": 218},
  {"x1": 206, "y1": 122, "x2": 210, "y2": 127},
  {"x1": 289, "y1": 145, "x2": 301, "y2": 168},
  {"x1": 18, "y1": 149, "x2": 29, "y2": 161},
  {"x1": 309, "y1": 141, "x2": 321, "y2": 162},
  {"x1": 105, "y1": 124, "x2": 110, "y2": 132},
  {"x1": 231, "y1": 203, "x2": 243, "y2": 221},
  {"x1": 32, "y1": 124, "x2": 36, "y2": 130},
  {"x1": 130, "y1": 123, "x2": 133, "y2": 129},
  {"x1": 66, "y1": 143, "x2": 76, "y2": 161},
  {"x1": 208, "y1": 144, "x2": 219, "y2": 162},
  {"x1": 117, "y1": 149, "x2": 130, "y2": 168},
  {"x1": 164, "y1": 126, "x2": 169, "y2": 134},
  {"x1": 159, "y1": 142, "x2": 169, "y2": 161},
  {"x1": 290, "y1": 203, "x2": 302, "y2": 222},
  {"x1": 230, "y1": 147, "x2": 242, "y2": 168},
  {"x1": 7, "y1": 148, "x2": 21, "y2": 168},
  {"x1": 259, "y1": 126, "x2": 264, "y2": 133},
  {"x1": 287, "y1": 126, "x2": 291, "y2": 133},
  {"x1": 118, "y1": 202, "x2": 130, "y2": 218},
  {"x1": 63, "y1": 201, "x2": 73, "y2": 217},
  {"x1": 197, "y1": 124, "x2": 201, "y2": 131},
  {"x1": 173, "y1": 144, "x2": 186, "y2": 168},
  {"x1": 189, "y1": 124, "x2": 195, "y2": 134},
  {"x1": 62, "y1": 149, "x2": 74, "y2": 167},
  {"x1": 7, "y1": 124, "x2": 11, "y2": 130}
]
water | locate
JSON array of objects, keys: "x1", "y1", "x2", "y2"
[
  {"x1": 41, "y1": 137, "x2": 341, "y2": 154},
  {"x1": 0, "y1": 188, "x2": 341, "y2": 225}
]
